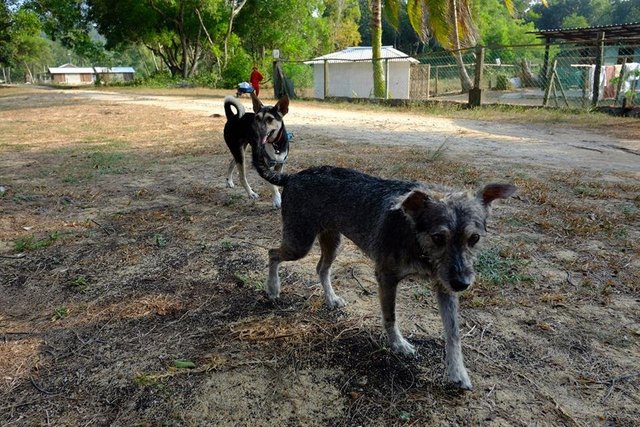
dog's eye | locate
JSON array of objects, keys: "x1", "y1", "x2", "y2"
[
  {"x1": 267, "y1": 117, "x2": 273, "y2": 123},
  {"x1": 468, "y1": 234, "x2": 480, "y2": 247},
  {"x1": 431, "y1": 233, "x2": 446, "y2": 247}
]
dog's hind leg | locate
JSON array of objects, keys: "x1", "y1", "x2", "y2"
[
  {"x1": 270, "y1": 163, "x2": 283, "y2": 209},
  {"x1": 266, "y1": 227, "x2": 317, "y2": 300},
  {"x1": 436, "y1": 289, "x2": 472, "y2": 390},
  {"x1": 316, "y1": 230, "x2": 345, "y2": 309},
  {"x1": 226, "y1": 158, "x2": 237, "y2": 188},
  {"x1": 377, "y1": 270, "x2": 416, "y2": 356},
  {"x1": 238, "y1": 146, "x2": 259, "y2": 199}
]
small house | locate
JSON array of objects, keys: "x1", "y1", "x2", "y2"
[
  {"x1": 305, "y1": 46, "x2": 419, "y2": 99},
  {"x1": 94, "y1": 67, "x2": 135, "y2": 83},
  {"x1": 47, "y1": 63, "x2": 95, "y2": 85}
]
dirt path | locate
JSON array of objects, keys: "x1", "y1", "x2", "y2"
[{"x1": 69, "y1": 89, "x2": 639, "y2": 176}]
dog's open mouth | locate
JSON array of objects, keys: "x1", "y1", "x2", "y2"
[{"x1": 260, "y1": 129, "x2": 277, "y2": 145}]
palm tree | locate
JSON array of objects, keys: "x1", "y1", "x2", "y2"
[
  {"x1": 371, "y1": 0, "x2": 529, "y2": 94},
  {"x1": 371, "y1": 0, "x2": 385, "y2": 97}
]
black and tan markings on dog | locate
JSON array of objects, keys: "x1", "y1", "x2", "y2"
[
  {"x1": 222, "y1": 92, "x2": 290, "y2": 208},
  {"x1": 252, "y1": 144, "x2": 516, "y2": 390}
]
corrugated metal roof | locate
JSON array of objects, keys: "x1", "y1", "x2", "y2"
[
  {"x1": 48, "y1": 66, "x2": 95, "y2": 74},
  {"x1": 110, "y1": 67, "x2": 135, "y2": 73},
  {"x1": 49, "y1": 66, "x2": 136, "y2": 74},
  {"x1": 94, "y1": 67, "x2": 135, "y2": 73},
  {"x1": 305, "y1": 46, "x2": 419, "y2": 64},
  {"x1": 530, "y1": 22, "x2": 640, "y2": 42}
]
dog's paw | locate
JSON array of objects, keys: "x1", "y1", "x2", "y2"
[
  {"x1": 448, "y1": 367, "x2": 473, "y2": 390},
  {"x1": 226, "y1": 180, "x2": 235, "y2": 188},
  {"x1": 391, "y1": 337, "x2": 417, "y2": 356},
  {"x1": 325, "y1": 295, "x2": 346, "y2": 309},
  {"x1": 248, "y1": 191, "x2": 259, "y2": 200},
  {"x1": 272, "y1": 194, "x2": 282, "y2": 209},
  {"x1": 265, "y1": 278, "x2": 280, "y2": 300}
]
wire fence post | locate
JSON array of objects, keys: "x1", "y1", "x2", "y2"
[
  {"x1": 614, "y1": 57, "x2": 627, "y2": 107},
  {"x1": 323, "y1": 59, "x2": 328, "y2": 99},
  {"x1": 469, "y1": 45, "x2": 485, "y2": 107},
  {"x1": 592, "y1": 31, "x2": 605, "y2": 108},
  {"x1": 384, "y1": 58, "x2": 389, "y2": 99},
  {"x1": 426, "y1": 64, "x2": 431, "y2": 99}
]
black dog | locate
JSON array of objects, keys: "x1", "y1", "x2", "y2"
[{"x1": 223, "y1": 92, "x2": 290, "y2": 208}]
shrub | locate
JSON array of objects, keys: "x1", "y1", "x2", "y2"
[
  {"x1": 221, "y1": 37, "x2": 253, "y2": 88},
  {"x1": 494, "y1": 74, "x2": 512, "y2": 90}
]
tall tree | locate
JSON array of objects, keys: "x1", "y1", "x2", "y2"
[
  {"x1": 0, "y1": 2, "x2": 13, "y2": 66},
  {"x1": 371, "y1": 0, "x2": 385, "y2": 97},
  {"x1": 27, "y1": 0, "x2": 105, "y2": 62},
  {"x1": 611, "y1": 0, "x2": 640, "y2": 24},
  {"x1": 88, "y1": 0, "x2": 225, "y2": 78},
  {"x1": 369, "y1": 0, "x2": 479, "y2": 95},
  {"x1": 324, "y1": 0, "x2": 361, "y2": 50},
  {"x1": 527, "y1": 0, "x2": 611, "y2": 30},
  {"x1": 234, "y1": 0, "x2": 327, "y2": 61},
  {"x1": 9, "y1": 8, "x2": 51, "y2": 81}
]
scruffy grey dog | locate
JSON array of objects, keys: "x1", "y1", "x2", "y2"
[{"x1": 251, "y1": 144, "x2": 515, "y2": 390}]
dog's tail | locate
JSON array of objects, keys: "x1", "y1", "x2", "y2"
[
  {"x1": 251, "y1": 141, "x2": 290, "y2": 187},
  {"x1": 224, "y1": 95, "x2": 245, "y2": 120}
]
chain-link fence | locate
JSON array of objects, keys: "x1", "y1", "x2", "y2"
[{"x1": 278, "y1": 38, "x2": 640, "y2": 110}]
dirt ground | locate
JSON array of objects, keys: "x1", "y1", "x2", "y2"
[{"x1": 1, "y1": 86, "x2": 639, "y2": 426}]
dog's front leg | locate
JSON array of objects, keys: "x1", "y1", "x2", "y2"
[
  {"x1": 436, "y1": 289, "x2": 472, "y2": 390},
  {"x1": 238, "y1": 149, "x2": 259, "y2": 199},
  {"x1": 377, "y1": 270, "x2": 416, "y2": 356},
  {"x1": 265, "y1": 248, "x2": 282, "y2": 299},
  {"x1": 270, "y1": 163, "x2": 283, "y2": 209},
  {"x1": 226, "y1": 158, "x2": 236, "y2": 188}
]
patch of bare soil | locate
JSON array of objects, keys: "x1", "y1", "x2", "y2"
[{"x1": 1, "y1": 87, "x2": 639, "y2": 426}]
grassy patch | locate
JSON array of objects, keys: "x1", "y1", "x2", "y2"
[
  {"x1": 70, "y1": 276, "x2": 90, "y2": 292},
  {"x1": 14, "y1": 232, "x2": 59, "y2": 252},
  {"x1": 475, "y1": 247, "x2": 533, "y2": 287},
  {"x1": 51, "y1": 307, "x2": 69, "y2": 321},
  {"x1": 223, "y1": 194, "x2": 244, "y2": 206},
  {"x1": 89, "y1": 151, "x2": 127, "y2": 174},
  {"x1": 234, "y1": 272, "x2": 264, "y2": 291}
]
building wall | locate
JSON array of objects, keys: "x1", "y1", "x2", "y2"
[{"x1": 313, "y1": 61, "x2": 412, "y2": 99}]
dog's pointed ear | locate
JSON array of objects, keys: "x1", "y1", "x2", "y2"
[
  {"x1": 477, "y1": 183, "x2": 516, "y2": 206},
  {"x1": 275, "y1": 95, "x2": 289, "y2": 116},
  {"x1": 397, "y1": 190, "x2": 432, "y2": 221},
  {"x1": 251, "y1": 91, "x2": 263, "y2": 113}
]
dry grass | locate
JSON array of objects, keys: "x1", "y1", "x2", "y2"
[{"x1": 1, "y1": 86, "x2": 639, "y2": 426}]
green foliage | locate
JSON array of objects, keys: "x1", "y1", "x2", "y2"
[
  {"x1": 52, "y1": 307, "x2": 69, "y2": 321},
  {"x1": 70, "y1": 276, "x2": 90, "y2": 291},
  {"x1": 137, "y1": 71, "x2": 178, "y2": 88},
  {"x1": 86, "y1": 0, "x2": 227, "y2": 78},
  {"x1": 14, "y1": 232, "x2": 59, "y2": 252},
  {"x1": 191, "y1": 69, "x2": 221, "y2": 87},
  {"x1": 221, "y1": 38, "x2": 252, "y2": 88},
  {"x1": 0, "y1": 3, "x2": 11, "y2": 66},
  {"x1": 561, "y1": 13, "x2": 589, "y2": 29},
  {"x1": 494, "y1": 74, "x2": 512, "y2": 90},
  {"x1": 235, "y1": 0, "x2": 328, "y2": 61},
  {"x1": 526, "y1": 0, "x2": 617, "y2": 30},
  {"x1": 323, "y1": 0, "x2": 361, "y2": 50},
  {"x1": 282, "y1": 63, "x2": 313, "y2": 89},
  {"x1": 476, "y1": 247, "x2": 532, "y2": 287}
]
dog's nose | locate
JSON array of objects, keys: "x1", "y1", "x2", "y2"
[{"x1": 451, "y1": 279, "x2": 471, "y2": 292}]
